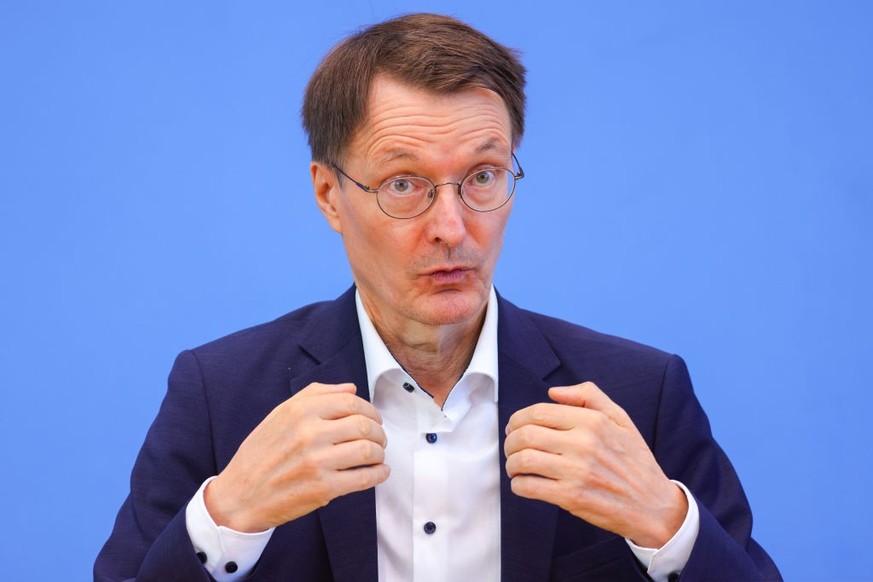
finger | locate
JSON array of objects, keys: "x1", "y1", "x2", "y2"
[
  {"x1": 506, "y1": 402, "x2": 595, "y2": 434},
  {"x1": 312, "y1": 392, "x2": 383, "y2": 423},
  {"x1": 509, "y1": 473, "x2": 563, "y2": 504},
  {"x1": 322, "y1": 438, "x2": 387, "y2": 471},
  {"x1": 261, "y1": 383, "x2": 359, "y2": 425},
  {"x1": 505, "y1": 448, "x2": 567, "y2": 480},
  {"x1": 328, "y1": 414, "x2": 388, "y2": 448},
  {"x1": 287, "y1": 383, "x2": 370, "y2": 420},
  {"x1": 332, "y1": 463, "x2": 391, "y2": 496},
  {"x1": 504, "y1": 423, "x2": 566, "y2": 457},
  {"x1": 548, "y1": 382, "x2": 633, "y2": 428}
]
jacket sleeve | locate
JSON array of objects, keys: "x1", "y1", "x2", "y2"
[
  {"x1": 654, "y1": 355, "x2": 781, "y2": 581},
  {"x1": 94, "y1": 350, "x2": 217, "y2": 582}
]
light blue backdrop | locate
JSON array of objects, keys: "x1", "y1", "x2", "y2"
[{"x1": 1, "y1": 1, "x2": 870, "y2": 580}]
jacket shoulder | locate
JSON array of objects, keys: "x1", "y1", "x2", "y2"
[
  {"x1": 190, "y1": 299, "x2": 333, "y2": 360},
  {"x1": 504, "y1": 298, "x2": 675, "y2": 369}
]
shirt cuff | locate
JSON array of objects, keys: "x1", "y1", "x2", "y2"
[
  {"x1": 625, "y1": 480, "x2": 700, "y2": 582},
  {"x1": 185, "y1": 476, "x2": 275, "y2": 581}
]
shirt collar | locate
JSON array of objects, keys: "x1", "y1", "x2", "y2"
[{"x1": 355, "y1": 287, "x2": 499, "y2": 403}]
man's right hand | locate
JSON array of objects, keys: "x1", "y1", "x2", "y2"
[{"x1": 203, "y1": 382, "x2": 389, "y2": 532}]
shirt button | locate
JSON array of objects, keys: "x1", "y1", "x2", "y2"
[
  {"x1": 423, "y1": 521, "x2": 437, "y2": 535},
  {"x1": 425, "y1": 433, "x2": 438, "y2": 444},
  {"x1": 196, "y1": 551, "x2": 207, "y2": 564},
  {"x1": 402, "y1": 382, "x2": 415, "y2": 393},
  {"x1": 225, "y1": 561, "x2": 238, "y2": 573},
  {"x1": 667, "y1": 574, "x2": 680, "y2": 582}
]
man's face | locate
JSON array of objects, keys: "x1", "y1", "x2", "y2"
[{"x1": 312, "y1": 75, "x2": 515, "y2": 337}]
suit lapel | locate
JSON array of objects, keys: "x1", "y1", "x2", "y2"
[
  {"x1": 496, "y1": 295, "x2": 563, "y2": 582},
  {"x1": 288, "y1": 288, "x2": 379, "y2": 582}
]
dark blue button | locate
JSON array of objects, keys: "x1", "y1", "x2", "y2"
[
  {"x1": 426, "y1": 433, "x2": 438, "y2": 444},
  {"x1": 196, "y1": 551, "x2": 207, "y2": 564},
  {"x1": 403, "y1": 382, "x2": 414, "y2": 393},
  {"x1": 225, "y1": 561, "x2": 238, "y2": 573},
  {"x1": 423, "y1": 521, "x2": 436, "y2": 534}
]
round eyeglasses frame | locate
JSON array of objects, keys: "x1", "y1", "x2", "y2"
[{"x1": 330, "y1": 153, "x2": 524, "y2": 219}]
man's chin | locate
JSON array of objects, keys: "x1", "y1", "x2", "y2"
[{"x1": 414, "y1": 290, "x2": 487, "y2": 326}]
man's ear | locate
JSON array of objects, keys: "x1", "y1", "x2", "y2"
[{"x1": 311, "y1": 161, "x2": 343, "y2": 234}]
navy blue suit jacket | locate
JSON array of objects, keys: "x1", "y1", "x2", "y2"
[{"x1": 95, "y1": 288, "x2": 780, "y2": 581}]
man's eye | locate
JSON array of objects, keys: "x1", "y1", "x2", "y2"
[
  {"x1": 387, "y1": 178, "x2": 414, "y2": 194},
  {"x1": 472, "y1": 170, "x2": 496, "y2": 187}
]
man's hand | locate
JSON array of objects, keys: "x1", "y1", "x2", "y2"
[
  {"x1": 204, "y1": 382, "x2": 389, "y2": 532},
  {"x1": 504, "y1": 382, "x2": 687, "y2": 548}
]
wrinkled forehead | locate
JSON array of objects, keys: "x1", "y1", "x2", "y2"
[{"x1": 346, "y1": 75, "x2": 514, "y2": 164}]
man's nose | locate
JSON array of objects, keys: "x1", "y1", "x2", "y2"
[{"x1": 424, "y1": 182, "x2": 467, "y2": 247}]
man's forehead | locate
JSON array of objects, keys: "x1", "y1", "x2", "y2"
[
  {"x1": 346, "y1": 76, "x2": 513, "y2": 165},
  {"x1": 368, "y1": 140, "x2": 511, "y2": 167}
]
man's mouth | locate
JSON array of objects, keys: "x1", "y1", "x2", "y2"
[{"x1": 427, "y1": 267, "x2": 473, "y2": 284}]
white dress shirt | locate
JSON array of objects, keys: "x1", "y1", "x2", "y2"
[
  {"x1": 360, "y1": 289, "x2": 501, "y2": 582},
  {"x1": 185, "y1": 287, "x2": 699, "y2": 581}
]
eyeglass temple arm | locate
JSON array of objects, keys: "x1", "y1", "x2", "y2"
[
  {"x1": 512, "y1": 153, "x2": 524, "y2": 179},
  {"x1": 330, "y1": 163, "x2": 379, "y2": 193}
]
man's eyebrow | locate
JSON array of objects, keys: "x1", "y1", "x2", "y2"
[
  {"x1": 474, "y1": 140, "x2": 510, "y2": 157},
  {"x1": 374, "y1": 150, "x2": 421, "y2": 166}
]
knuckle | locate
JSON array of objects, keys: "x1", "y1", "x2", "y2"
[
  {"x1": 574, "y1": 457, "x2": 595, "y2": 484},
  {"x1": 355, "y1": 415, "x2": 371, "y2": 438},
  {"x1": 296, "y1": 425, "x2": 319, "y2": 448},
  {"x1": 571, "y1": 426, "x2": 592, "y2": 451},
  {"x1": 589, "y1": 412, "x2": 612, "y2": 436},
  {"x1": 580, "y1": 381, "x2": 598, "y2": 393},
  {"x1": 298, "y1": 453, "x2": 321, "y2": 477},
  {"x1": 343, "y1": 394, "x2": 361, "y2": 416},
  {"x1": 355, "y1": 467, "x2": 376, "y2": 490},
  {"x1": 357, "y1": 439, "x2": 376, "y2": 462},
  {"x1": 529, "y1": 404, "x2": 551, "y2": 425},
  {"x1": 515, "y1": 449, "x2": 534, "y2": 472},
  {"x1": 516, "y1": 426, "x2": 536, "y2": 448},
  {"x1": 568, "y1": 485, "x2": 589, "y2": 509},
  {"x1": 374, "y1": 425, "x2": 387, "y2": 446},
  {"x1": 590, "y1": 411, "x2": 608, "y2": 429}
]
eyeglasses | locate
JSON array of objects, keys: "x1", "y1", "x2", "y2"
[{"x1": 331, "y1": 154, "x2": 524, "y2": 219}]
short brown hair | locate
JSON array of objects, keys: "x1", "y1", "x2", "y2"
[{"x1": 302, "y1": 13, "x2": 526, "y2": 165}]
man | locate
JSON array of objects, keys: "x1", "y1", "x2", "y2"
[{"x1": 96, "y1": 13, "x2": 780, "y2": 582}]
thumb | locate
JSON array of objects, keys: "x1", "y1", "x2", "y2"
[
  {"x1": 548, "y1": 382, "x2": 633, "y2": 428},
  {"x1": 304, "y1": 382, "x2": 358, "y2": 396}
]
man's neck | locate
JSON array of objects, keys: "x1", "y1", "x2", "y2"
[{"x1": 362, "y1": 302, "x2": 486, "y2": 407}]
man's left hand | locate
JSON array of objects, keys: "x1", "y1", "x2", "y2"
[{"x1": 504, "y1": 381, "x2": 687, "y2": 548}]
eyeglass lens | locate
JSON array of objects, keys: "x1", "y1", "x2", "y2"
[{"x1": 377, "y1": 168, "x2": 515, "y2": 218}]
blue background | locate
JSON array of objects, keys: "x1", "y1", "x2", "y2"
[{"x1": 1, "y1": 1, "x2": 871, "y2": 580}]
